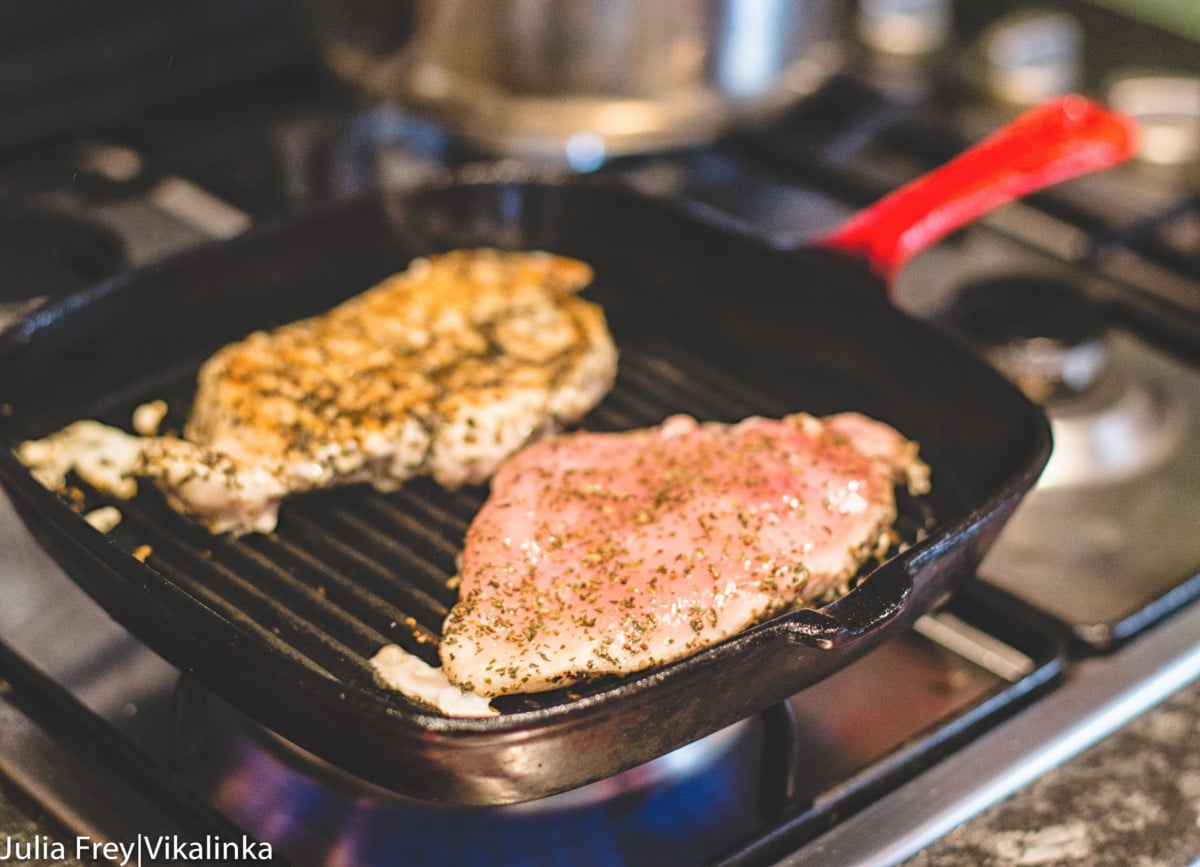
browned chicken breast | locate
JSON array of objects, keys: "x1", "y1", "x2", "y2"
[{"x1": 139, "y1": 249, "x2": 617, "y2": 534}]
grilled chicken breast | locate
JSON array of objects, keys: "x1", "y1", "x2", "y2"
[
  {"x1": 440, "y1": 412, "x2": 929, "y2": 696},
  {"x1": 139, "y1": 249, "x2": 617, "y2": 534}
]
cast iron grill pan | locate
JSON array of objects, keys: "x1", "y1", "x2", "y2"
[
  {"x1": 0, "y1": 179, "x2": 1049, "y2": 804},
  {"x1": 14, "y1": 338, "x2": 927, "y2": 710}
]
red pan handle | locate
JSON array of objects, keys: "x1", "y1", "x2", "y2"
[{"x1": 819, "y1": 94, "x2": 1140, "y2": 282}]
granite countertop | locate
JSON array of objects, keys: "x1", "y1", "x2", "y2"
[{"x1": 910, "y1": 676, "x2": 1200, "y2": 866}]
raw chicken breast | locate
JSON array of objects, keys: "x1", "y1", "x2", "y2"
[{"x1": 440, "y1": 412, "x2": 929, "y2": 696}]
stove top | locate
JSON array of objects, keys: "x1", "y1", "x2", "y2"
[{"x1": 1, "y1": 2, "x2": 1199, "y2": 865}]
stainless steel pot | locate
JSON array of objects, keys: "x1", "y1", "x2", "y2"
[{"x1": 360, "y1": 0, "x2": 845, "y2": 163}]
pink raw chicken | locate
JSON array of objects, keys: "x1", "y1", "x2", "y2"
[{"x1": 439, "y1": 412, "x2": 930, "y2": 696}]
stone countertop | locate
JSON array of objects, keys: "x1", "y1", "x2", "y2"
[{"x1": 909, "y1": 676, "x2": 1200, "y2": 867}]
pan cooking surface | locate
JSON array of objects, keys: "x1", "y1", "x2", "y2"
[{"x1": 29, "y1": 332, "x2": 933, "y2": 716}]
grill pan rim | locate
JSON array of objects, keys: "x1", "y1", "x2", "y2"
[{"x1": 0, "y1": 174, "x2": 1051, "y2": 799}]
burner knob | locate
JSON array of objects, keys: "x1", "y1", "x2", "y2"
[
  {"x1": 935, "y1": 274, "x2": 1108, "y2": 403},
  {"x1": 1107, "y1": 74, "x2": 1200, "y2": 166},
  {"x1": 857, "y1": 0, "x2": 951, "y2": 56},
  {"x1": 980, "y1": 11, "x2": 1083, "y2": 106}
]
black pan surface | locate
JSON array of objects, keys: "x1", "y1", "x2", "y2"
[{"x1": 0, "y1": 177, "x2": 1050, "y2": 804}]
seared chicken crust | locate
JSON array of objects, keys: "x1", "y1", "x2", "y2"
[{"x1": 139, "y1": 249, "x2": 617, "y2": 534}]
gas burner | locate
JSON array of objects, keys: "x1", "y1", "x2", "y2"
[
  {"x1": 937, "y1": 273, "x2": 1187, "y2": 487},
  {"x1": 934, "y1": 273, "x2": 1200, "y2": 648},
  {"x1": 978, "y1": 10, "x2": 1084, "y2": 107},
  {"x1": 937, "y1": 274, "x2": 1107, "y2": 403},
  {"x1": 1039, "y1": 363, "x2": 1188, "y2": 490},
  {"x1": 1107, "y1": 74, "x2": 1200, "y2": 168},
  {"x1": 185, "y1": 699, "x2": 768, "y2": 867}
]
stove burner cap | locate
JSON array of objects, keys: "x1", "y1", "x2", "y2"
[{"x1": 937, "y1": 274, "x2": 1107, "y2": 403}]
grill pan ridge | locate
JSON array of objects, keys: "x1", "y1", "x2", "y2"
[{"x1": 0, "y1": 177, "x2": 1050, "y2": 804}]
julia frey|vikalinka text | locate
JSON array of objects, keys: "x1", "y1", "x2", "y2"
[{"x1": 0, "y1": 833, "x2": 273, "y2": 865}]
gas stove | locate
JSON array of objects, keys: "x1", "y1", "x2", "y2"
[{"x1": 1, "y1": 2, "x2": 1199, "y2": 866}]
